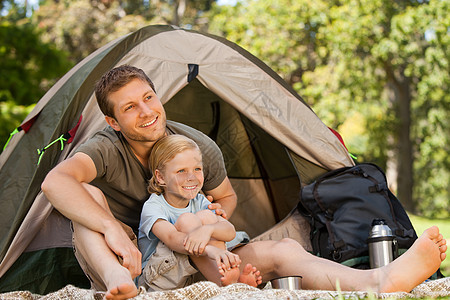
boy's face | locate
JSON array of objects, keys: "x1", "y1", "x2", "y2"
[
  {"x1": 105, "y1": 78, "x2": 167, "y2": 145},
  {"x1": 156, "y1": 148, "x2": 204, "y2": 208}
]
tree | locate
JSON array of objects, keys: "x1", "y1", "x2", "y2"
[
  {"x1": 0, "y1": 6, "x2": 72, "y2": 150},
  {"x1": 208, "y1": 0, "x2": 449, "y2": 217},
  {"x1": 33, "y1": 0, "x2": 219, "y2": 64},
  {"x1": 33, "y1": 0, "x2": 151, "y2": 63},
  {"x1": 148, "y1": 0, "x2": 217, "y2": 29}
]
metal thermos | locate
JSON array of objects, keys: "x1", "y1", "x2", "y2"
[{"x1": 367, "y1": 219, "x2": 395, "y2": 268}]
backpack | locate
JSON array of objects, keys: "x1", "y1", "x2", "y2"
[{"x1": 298, "y1": 163, "x2": 417, "y2": 269}]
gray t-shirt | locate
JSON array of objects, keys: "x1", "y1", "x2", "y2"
[
  {"x1": 75, "y1": 120, "x2": 227, "y2": 231},
  {"x1": 138, "y1": 193, "x2": 212, "y2": 268}
]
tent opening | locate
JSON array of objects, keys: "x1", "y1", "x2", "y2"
[{"x1": 164, "y1": 78, "x2": 301, "y2": 237}]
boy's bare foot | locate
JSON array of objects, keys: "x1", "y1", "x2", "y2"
[
  {"x1": 237, "y1": 263, "x2": 263, "y2": 287},
  {"x1": 219, "y1": 264, "x2": 241, "y2": 286},
  {"x1": 379, "y1": 226, "x2": 447, "y2": 293},
  {"x1": 104, "y1": 267, "x2": 138, "y2": 300}
]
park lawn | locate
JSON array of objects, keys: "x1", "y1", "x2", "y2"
[{"x1": 409, "y1": 214, "x2": 450, "y2": 277}]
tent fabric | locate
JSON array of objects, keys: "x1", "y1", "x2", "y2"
[{"x1": 0, "y1": 25, "x2": 354, "y2": 294}]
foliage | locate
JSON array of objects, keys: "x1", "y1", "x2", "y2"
[
  {"x1": 0, "y1": 0, "x2": 447, "y2": 217},
  {"x1": 0, "y1": 7, "x2": 72, "y2": 150},
  {"x1": 396, "y1": 0, "x2": 450, "y2": 218},
  {"x1": 33, "y1": 0, "x2": 218, "y2": 64},
  {"x1": 0, "y1": 101, "x2": 34, "y2": 150},
  {"x1": 148, "y1": 0, "x2": 217, "y2": 29},
  {"x1": 0, "y1": 0, "x2": 220, "y2": 150},
  {"x1": 0, "y1": 20, "x2": 71, "y2": 106},
  {"x1": 208, "y1": 0, "x2": 449, "y2": 217},
  {"x1": 33, "y1": 0, "x2": 151, "y2": 63}
]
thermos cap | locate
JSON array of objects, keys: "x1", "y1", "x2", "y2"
[{"x1": 369, "y1": 218, "x2": 393, "y2": 238}]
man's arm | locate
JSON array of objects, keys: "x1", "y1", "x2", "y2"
[
  {"x1": 42, "y1": 152, "x2": 111, "y2": 227},
  {"x1": 41, "y1": 152, "x2": 141, "y2": 277},
  {"x1": 204, "y1": 176, "x2": 237, "y2": 219}
]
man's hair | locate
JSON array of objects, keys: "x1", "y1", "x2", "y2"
[
  {"x1": 148, "y1": 134, "x2": 202, "y2": 195},
  {"x1": 95, "y1": 65, "x2": 156, "y2": 118}
]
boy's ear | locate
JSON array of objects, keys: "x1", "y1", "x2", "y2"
[
  {"x1": 105, "y1": 116, "x2": 120, "y2": 131},
  {"x1": 155, "y1": 169, "x2": 165, "y2": 185}
]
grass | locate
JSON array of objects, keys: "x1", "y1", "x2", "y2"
[
  {"x1": 409, "y1": 214, "x2": 450, "y2": 277},
  {"x1": 327, "y1": 215, "x2": 450, "y2": 300}
]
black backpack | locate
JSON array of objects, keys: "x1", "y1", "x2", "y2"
[{"x1": 298, "y1": 163, "x2": 417, "y2": 269}]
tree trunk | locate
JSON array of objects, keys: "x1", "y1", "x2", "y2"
[
  {"x1": 173, "y1": 0, "x2": 187, "y2": 27},
  {"x1": 385, "y1": 65, "x2": 415, "y2": 212}
]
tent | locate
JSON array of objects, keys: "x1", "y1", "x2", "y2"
[{"x1": 0, "y1": 25, "x2": 354, "y2": 294}]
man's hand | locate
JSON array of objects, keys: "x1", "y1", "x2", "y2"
[
  {"x1": 104, "y1": 222, "x2": 142, "y2": 279},
  {"x1": 204, "y1": 177, "x2": 237, "y2": 219},
  {"x1": 206, "y1": 196, "x2": 228, "y2": 220}
]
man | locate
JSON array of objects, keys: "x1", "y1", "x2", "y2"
[{"x1": 42, "y1": 65, "x2": 446, "y2": 300}]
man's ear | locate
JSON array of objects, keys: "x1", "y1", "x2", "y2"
[
  {"x1": 105, "y1": 116, "x2": 120, "y2": 131},
  {"x1": 155, "y1": 169, "x2": 166, "y2": 185}
]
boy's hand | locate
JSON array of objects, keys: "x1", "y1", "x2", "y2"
[
  {"x1": 205, "y1": 246, "x2": 241, "y2": 270},
  {"x1": 183, "y1": 225, "x2": 213, "y2": 255}
]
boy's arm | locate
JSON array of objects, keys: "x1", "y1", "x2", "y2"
[
  {"x1": 190, "y1": 215, "x2": 236, "y2": 242},
  {"x1": 183, "y1": 215, "x2": 235, "y2": 256},
  {"x1": 151, "y1": 219, "x2": 193, "y2": 254},
  {"x1": 151, "y1": 218, "x2": 235, "y2": 253},
  {"x1": 151, "y1": 219, "x2": 240, "y2": 269}
]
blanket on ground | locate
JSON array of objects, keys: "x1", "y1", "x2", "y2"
[{"x1": 1, "y1": 277, "x2": 449, "y2": 299}]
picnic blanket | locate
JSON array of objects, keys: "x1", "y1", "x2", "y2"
[{"x1": 1, "y1": 277, "x2": 449, "y2": 300}]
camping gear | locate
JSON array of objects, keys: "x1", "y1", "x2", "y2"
[
  {"x1": 0, "y1": 25, "x2": 354, "y2": 294},
  {"x1": 367, "y1": 219, "x2": 396, "y2": 268},
  {"x1": 270, "y1": 276, "x2": 303, "y2": 290},
  {"x1": 298, "y1": 163, "x2": 417, "y2": 269}
]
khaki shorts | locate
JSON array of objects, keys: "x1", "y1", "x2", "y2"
[
  {"x1": 72, "y1": 221, "x2": 138, "y2": 292},
  {"x1": 138, "y1": 241, "x2": 198, "y2": 291}
]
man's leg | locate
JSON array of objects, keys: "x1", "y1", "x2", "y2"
[
  {"x1": 72, "y1": 183, "x2": 138, "y2": 300},
  {"x1": 232, "y1": 226, "x2": 446, "y2": 293}
]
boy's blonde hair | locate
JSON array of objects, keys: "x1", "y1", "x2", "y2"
[{"x1": 148, "y1": 134, "x2": 202, "y2": 195}]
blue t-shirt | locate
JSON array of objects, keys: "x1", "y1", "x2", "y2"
[{"x1": 138, "y1": 193, "x2": 212, "y2": 268}]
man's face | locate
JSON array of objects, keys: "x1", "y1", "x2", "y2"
[{"x1": 106, "y1": 78, "x2": 167, "y2": 144}]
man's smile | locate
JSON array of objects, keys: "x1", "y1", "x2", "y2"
[{"x1": 139, "y1": 117, "x2": 158, "y2": 128}]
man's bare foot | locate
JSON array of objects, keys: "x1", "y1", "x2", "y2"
[
  {"x1": 379, "y1": 226, "x2": 447, "y2": 293},
  {"x1": 105, "y1": 282, "x2": 138, "y2": 300},
  {"x1": 104, "y1": 267, "x2": 138, "y2": 300},
  {"x1": 219, "y1": 264, "x2": 241, "y2": 286},
  {"x1": 237, "y1": 263, "x2": 263, "y2": 287}
]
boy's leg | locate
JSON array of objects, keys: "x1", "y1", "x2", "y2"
[
  {"x1": 175, "y1": 212, "x2": 241, "y2": 286},
  {"x1": 195, "y1": 210, "x2": 262, "y2": 286},
  {"x1": 72, "y1": 183, "x2": 138, "y2": 300},
  {"x1": 232, "y1": 227, "x2": 446, "y2": 293},
  {"x1": 194, "y1": 210, "x2": 227, "y2": 250}
]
